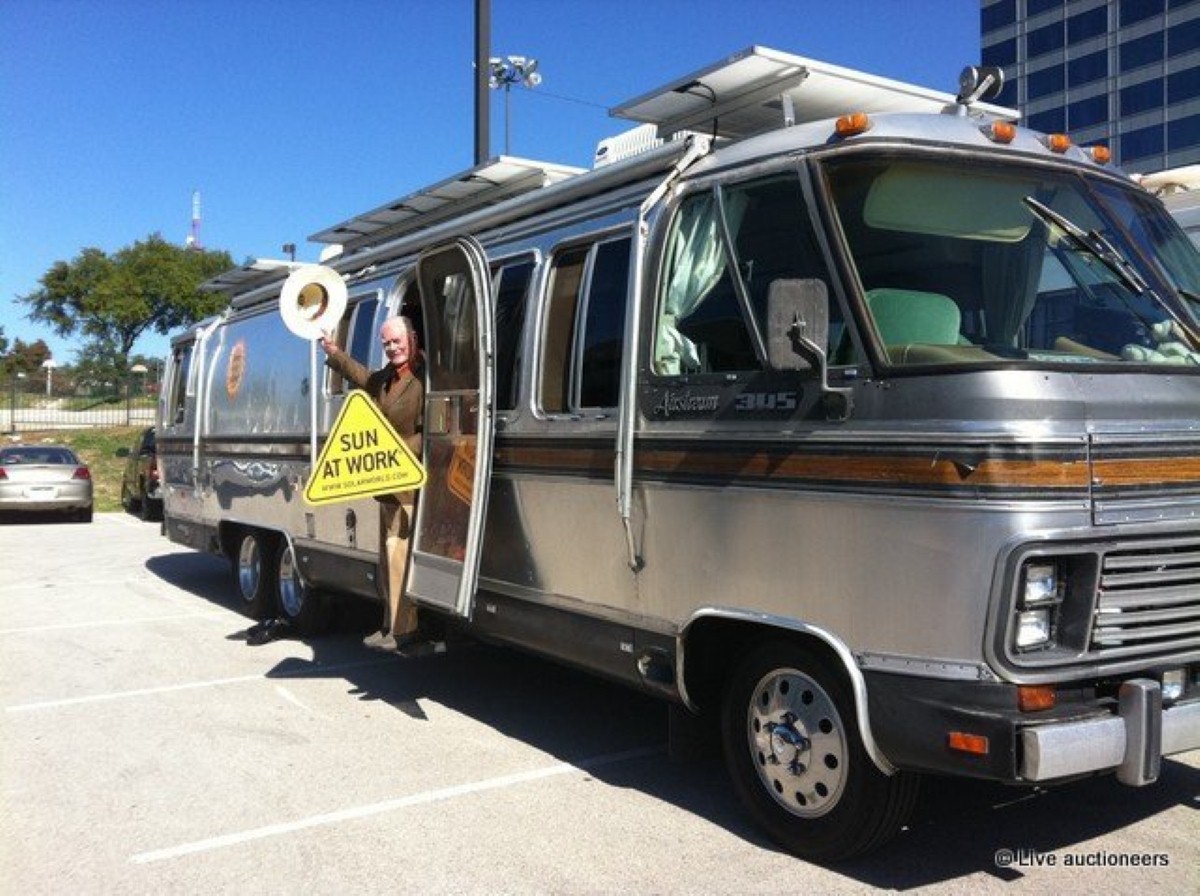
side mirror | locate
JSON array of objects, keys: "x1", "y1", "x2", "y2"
[
  {"x1": 766, "y1": 278, "x2": 854, "y2": 421},
  {"x1": 767, "y1": 278, "x2": 829, "y2": 371}
]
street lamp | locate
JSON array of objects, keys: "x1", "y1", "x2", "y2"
[
  {"x1": 488, "y1": 55, "x2": 542, "y2": 155},
  {"x1": 41, "y1": 358, "x2": 57, "y2": 397}
]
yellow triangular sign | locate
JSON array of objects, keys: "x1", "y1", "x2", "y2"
[{"x1": 304, "y1": 390, "x2": 426, "y2": 505}]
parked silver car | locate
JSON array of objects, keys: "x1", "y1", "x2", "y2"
[{"x1": 0, "y1": 444, "x2": 93, "y2": 522}]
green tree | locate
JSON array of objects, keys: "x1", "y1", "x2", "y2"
[
  {"x1": 0, "y1": 337, "x2": 51, "y2": 377},
  {"x1": 19, "y1": 234, "x2": 233, "y2": 360}
]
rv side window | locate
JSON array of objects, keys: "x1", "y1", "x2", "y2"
[
  {"x1": 653, "y1": 174, "x2": 839, "y2": 375},
  {"x1": 578, "y1": 239, "x2": 631, "y2": 408},
  {"x1": 168, "y1": 344, "x2": 193, "y2": 425},
  {"x1": 539, "y1": 235, "x2": 632, "y2": 414},
  {"x1": 328, "y1": 295, "x2": 380, "y2": 395},
  {"x1": 493, "y1": 260, "x2": 535, "y2": 411}
]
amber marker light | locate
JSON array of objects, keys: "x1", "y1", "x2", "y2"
[
  {"x1": 948, "y1": 731, "x2": 990, "y2": 755},
  {"x1": 835, "y1": 112, "x2": 872, "y2": 137},
  {"x1": 1018, "y1": 685, "x2": 1057, "y2": 712},
  {"x1": 1087, "y1": 145, "x2": 1112, "y2": 164},
  {"x1": 985, "y1": 121, "x2": 1017, "y2": 144},
  {"x1": 1045, "y1": 133, "x2": 1072, "y2": 153}
]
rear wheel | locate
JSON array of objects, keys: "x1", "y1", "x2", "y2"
[
  {"x1": 275, "y1": 541, "x2": 330, "y2": 635},
  {"x1": 232, "y1": 531, "x2": 275, "y2": 618},
  {"x1": 721, "y1": 642, "x2": 918, "y2": 863}
]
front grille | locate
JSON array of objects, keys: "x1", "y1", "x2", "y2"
[{"x1": 1094, "y1": 537, "x2": 1200, "y2": 660}]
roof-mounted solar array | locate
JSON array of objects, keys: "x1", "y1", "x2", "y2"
[
  {"x1": 201, "y1": 259, "x2": 293, "y2": 296},
  {"x1": 308, "y1": 156, "x2": 584, "y2": 250},
  {"x1": 609, "y1": 45, "x2": 1017, "y2": 141}
]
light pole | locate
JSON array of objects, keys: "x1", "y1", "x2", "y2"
[
  {"x1": 488, "y1": 55, "x2": 541, "y2": 156},
  {"x1": 41, "y1": 358, "x2": 57, "y2": 397}
]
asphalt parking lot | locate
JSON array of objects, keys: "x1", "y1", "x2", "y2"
[{"x1": 2, "y1": 514, "x2": 1198, "y2": 895}]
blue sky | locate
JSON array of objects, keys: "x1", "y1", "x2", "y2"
[{"x1": 0, "y1": 0, "x2": 980, "y2": 364}]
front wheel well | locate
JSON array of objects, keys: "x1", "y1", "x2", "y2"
[{"x1": 681, "y1": 617, "x2": 850, "y2": 717}]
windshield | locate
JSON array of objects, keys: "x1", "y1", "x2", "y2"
[{"x1": 822, "y1": 155, "x2": 1200, "y2": 369}]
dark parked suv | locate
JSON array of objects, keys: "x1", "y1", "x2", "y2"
[{"x1": 119, "y1": 426, "x2": 161, "y2": 521}]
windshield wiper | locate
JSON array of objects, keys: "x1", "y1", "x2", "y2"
[{"x1": 1022, "y1": 196, "x2": 1149, "y2": 295}]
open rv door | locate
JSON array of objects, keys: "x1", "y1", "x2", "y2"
[{"x1": 407, "y1": 237, "x2": 495, "y2": 618}]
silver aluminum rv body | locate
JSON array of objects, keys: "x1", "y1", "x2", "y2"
[{"x1": 158, "y1": 47, "x2": 1200, "y2": 861}]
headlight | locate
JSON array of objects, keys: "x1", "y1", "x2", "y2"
[
  {"x1": 1016, "y1": 609, "x2": 1053, "y2": 649},
  {"x1": 1015, "y1": 560, "x2": 1063, "y2": 652},
  {"x1": 1022, "y1": 562, "x2": 1060, "y2": 606}
]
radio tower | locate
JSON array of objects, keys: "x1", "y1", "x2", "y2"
[{"x1": 185, "y1": 190, "x2": 202, "y2": 250}]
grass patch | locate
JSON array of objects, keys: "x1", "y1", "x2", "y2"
[{"x1": 4, "y1": 426, "x2": 144, "y2": 512}]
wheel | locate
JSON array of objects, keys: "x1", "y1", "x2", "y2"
[
  {"x1": 75, "y1": 505, "x2": 93, "y2": 524},
  {"x1": 275, "y1": 541, "x2": 331, "y2": 635},
  {"x1": 139, "y1": 490, "x2": 162, "y2": 522},
  {"x1": 232, "y1": 531, "x2": 276, "y2": 619},
  {"x1": 721, "y1": 642, "x2": 918, "y2": 863},
  {"x1": 122, "y1": 483, "x2": 140, "y2": 514}
]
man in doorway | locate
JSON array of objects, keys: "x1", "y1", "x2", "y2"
[{"x1": 320, "y1": 316, "x2": 430, "y2": 649}]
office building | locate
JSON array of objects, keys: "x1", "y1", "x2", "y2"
[{"x1": 980, "y1": 0, "x2": 1200, "y2": 174}]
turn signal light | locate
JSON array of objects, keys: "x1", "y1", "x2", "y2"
[
  {"x1": 72, "y1": 467, "x2": 92, "y2": 480},
  {"x1": 1018, "y1": 685, "x2": 1057, "y2": 712},
  {"x1": 835, "y1": 112, "x2": 872, "y2": 137},
  {"x1": 948, "y1": 731, "x2": 990, "y2": 755}
]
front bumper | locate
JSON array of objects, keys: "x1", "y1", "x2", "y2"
[
  {"x1": 1021, "y1": 679, "x2": 1200, "y2": 784},
  {"x1": 866, "y1": 672, "x2": 1200, "y2": 784}
]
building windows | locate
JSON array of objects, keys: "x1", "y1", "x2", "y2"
[
  {"x1": 1029, "y1": 64, "x2": 1067, "y2": 99},
  {"x1": 1121, "y1": 79, "x2": 1165, "y2": 116},
  {"x1": 1168, "y1": 18, "x2": 1200, "y2": 58},
  {"x1": 984, "y1": 37, "x2": 1018, "y2": 69},
  {"x1": 1028, "y1": 108, "x2": 1067, "y2": 132},
  {"x1": 1169, "y1": 114, "x2": 1200, "y2": 149},
  {"x1": 1070, "y1": 94, "x2": 1109, "y2": 128},
  {"x1": 1120, "y1": 0, "x2": 1165, "y2": 25},
  {"x1": 982, "y1": 0, "x2": 1017, "y2": 31},
  {"x1": 1120, "y1": 32, "x2": 1165, "y2": 72},
  {"x1": 1068, "y1": 50, "x2": 1108, "y2": 87},
  {"x1": 1068, "y1": 5, "x2": 1108, "y2": 42},
  {"x1": 1027, "y1": 0, "x2": 1062, "y2": 15},
  {"x1": 1027, "y1": 21, "x2": 1065, "y2": 58},
  {"x1": 1122, "y1": 124, "x2": 1165, "y2": 160},
  {"x1": 1169, "y1": 66, "x2": 1200, "y2": 103}
]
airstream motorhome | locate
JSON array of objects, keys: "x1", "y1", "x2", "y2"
[{"x1": 158, "y1": 48, "x2": 1200, "y2": 861}]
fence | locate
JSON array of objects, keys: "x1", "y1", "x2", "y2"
[{"x1": 2, "y1": 371, "x2": 156, "y2": 432}]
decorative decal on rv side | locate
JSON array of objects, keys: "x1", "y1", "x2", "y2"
[{"x1": 225, "y1": 340, "x2": 247, "y2": 402}]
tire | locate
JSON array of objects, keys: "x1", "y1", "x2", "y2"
[
  {"x1": 121, "y1": 484, "x2": 140, "y2": 514},
  {"x1": 721, "y1": 642, "x2": 918, "y2": 863},
  {"x1": 275, "y1": 541, "x2": 331, "y2": 635},
  {"x1": 232, "y1": 531, "x2": 276, "y2": 619},
  {"x1": 139, "y1": 492, "x2": 162, "y2": 522}
]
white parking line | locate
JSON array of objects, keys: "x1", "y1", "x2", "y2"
[
  {"x1": 129, "y1": 744, "x2": 664, "y2": 864},
  {"x1": 4, "y1": 657, "x2": 399, "y2": 712},
  {"x1": 0, "y1": 610, "x2": 230, "y2": 636}
]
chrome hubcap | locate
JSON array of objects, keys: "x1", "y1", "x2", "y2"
[
  {"x1": 747, "y1": 667, "x2": 848, "y2": 818},
  {"x1": 237, "y1": 538, "x2": 261, "y2": 604}
]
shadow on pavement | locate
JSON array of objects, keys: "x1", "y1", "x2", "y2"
[{"x1": 146, "y1": 548, "x2": 1199, "y2": 885}]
